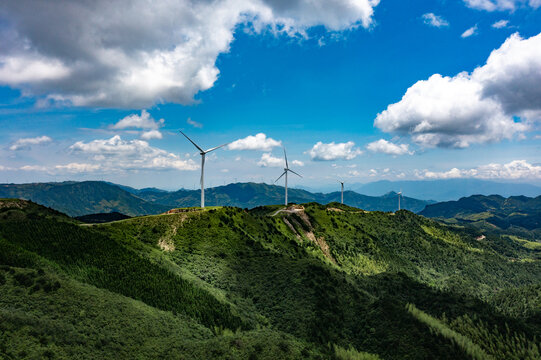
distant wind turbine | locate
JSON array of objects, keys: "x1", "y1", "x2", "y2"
[
  {"x1": 274, "y1": 148, "x2": 302, "y2": 206},
  {"x1": 338, "y1": 180, "x2": 345, "y2": 204},
  {"x1": 397, "y1": 189, "x2": 402, "y2": 211},
  {"x1": 179, "y1": 131, "x2": 229, "y2": 208}
]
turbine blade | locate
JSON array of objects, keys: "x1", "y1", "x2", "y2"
[
  {"x1": 288, "y1": 169, "x2": 302, "y2": 178},
  {"x1": 274, "y1": 171, "x2": 287, "y2": 183},
  {"x1": 204, "y1": 142, "x2": 230, "y2": 153},
  {"x1": 283, "y1": 148, "x2": 288, "y2": 169},
  {"x1": 179, "y1": 131, "x2": 203, "y2": 153}
]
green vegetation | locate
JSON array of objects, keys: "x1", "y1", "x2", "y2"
[
  {"x1": 1, "y1": 199, "x2": 540, "y2": 359},
  {"x1": 420, "y1": 194, "x2": 541, "y2": 240}
]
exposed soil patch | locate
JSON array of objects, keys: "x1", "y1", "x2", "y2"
[
  {"x1": 0, "y1": 200, "x2": 26, "y2": 209},
  {"x1": 164, "y1": 208, "x2": 201, "y2": 214},
  {"x1": 280, "y1": 207, "x2": 336, "y2": 264}
]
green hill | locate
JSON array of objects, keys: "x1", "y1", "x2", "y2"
[
  {"x1": 1, "y1": 199, "x2": 540, "y2": 359},
  {"x1": 420, "y1": 194, "x2": 541, "y2": 239},
  {"x1": 0, "y1": 181, "x2": 170, "y2": 217}
]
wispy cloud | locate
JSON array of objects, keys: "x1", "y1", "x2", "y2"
[
  {"x1": 461, "y1": 25, "x2": 478, "y2": 38},
  {"x1": 9, "y1": 135, "x2": 52, "y2": 151},
  {"x1": 422, "y1": 13, "x2": 449, "y2": 27},
  {"x1": 492, "y1": 20, "x2": 509, "y2": 29},
  {"x1": 187, "y1": 118, "x2": 203, "y2": 128}
]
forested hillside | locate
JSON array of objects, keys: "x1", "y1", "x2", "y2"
[
  {"x1": 420, "y1": 194, "x2": 541, "y2": 240},
  {"x1": 1, "y1": 199, "x2": 540, "y2": 359}
]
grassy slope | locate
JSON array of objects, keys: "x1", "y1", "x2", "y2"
[{"x1": 1, "y1": 200, "x2": 540, "y2": 359}]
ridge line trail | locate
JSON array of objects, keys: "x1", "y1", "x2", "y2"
[{"x1": 270, "y1": 206, "x2": 304, "y2": 217}]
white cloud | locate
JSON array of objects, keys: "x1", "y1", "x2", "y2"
[
  {"x1": 464, "y1": 0, "x2": 540, "y2": 11},
  {"x1": 492, "y1": 20, "x2": 509, "y2": 28},
  {"x1": 54, "y1": 163, "x2": 101, "y2": 173},
  {"x1": 228, "y1": 133, "x2": 281, "y2": 151},
  {"x1": 0, "y1": 0, "x2": 379, "y2": 108},
  {"x1": 257, "y1": 153, "x2": 284, "y2": 167},
  {"x1": 0, "y1": 55, "x2": 70, "y2": 85},
  {"x1": 69, "y1": 135, "x2": 197, "y2": 171},
  {"x1": 112, "y1": 110, "x2": 164, "y2": 130},
  {"x1": 19, "y1": 165, "x2": 48, "y2": 172},
  {"x1": 187, "y1": 118, "x2": 203, "y2": 128},
  {"x1": 9, "y1": 135, "x2": 52, "y2": 151},
  {"x1": 140, "y1": 130, "x2": 163, "y2": 140},
  {"x1": 366, "y1": 139, "x2": 412, "y2": 155},
  {"x1": 292, "y1": 160, "x2": 304, "y2": 167},
  {"x1": 307, "y1": 141, "x2": 362, "y2": 161},
  {"x1": 418, "y1": 160, "x2": 541, "y2": 180},
  {"x1": 375, "y1": 32, "x2": 541, "y2": 148},
  {"x1": 461, "y1": 25, "x2": 478, "y2": 38},
  {"x1": 422, "y1": 13, "x2": 449, "y2": 27}
]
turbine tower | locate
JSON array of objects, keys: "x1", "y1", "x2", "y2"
[
  {"x1": 274, "y1": 148, "x2": 302, "y2": 206},
  {"x1": 338, "y1": 180, "x2": 345, "y2": 204},
  {"x1": 179, "y1": 131, "x2": 229, "y2": 208},
  {"x1": 397, "y1": 189, "x2": 402, "y2": 211}
]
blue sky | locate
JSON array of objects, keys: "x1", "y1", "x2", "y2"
[{"x1": 1, "y1": 0, "x2": 540, "y2": 190}]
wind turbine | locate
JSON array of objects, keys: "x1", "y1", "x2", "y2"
[
  {"x1": 338, "y1": 180, "x2": 345, "y2": 204},
  {"x1": 179, "y1": 131, "x2": 229, "y2": 208},
  {"x1": 274, "y1": 148, "x2": 302, "y2": 206},
  {"x1": 397, "y1": 189, "x2": 402, "y2": 211}
]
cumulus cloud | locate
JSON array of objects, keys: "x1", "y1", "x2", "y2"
[
  {"x1": 257, "y1": 153, "x2": 284, "y2": 167},
  {"x1": 228, "y1": 133, "x2": 281, "y2": 151},
  {"x1": 461, "y1": 25, "x2": 478, "y2": 38},
  {"x1": 307, "y1": 141, "x2": 362, "y2": 161},
  {"x1": 292, "y1": 160, "x2": 304, "y2": 167},
  {"x1": 187, "y1": 118, "x2": 203, "y2": 128},
  {"x1": 492, "y1": 19, "x2": 509, "y2": 28},
  {"x1": 111, "y1": 110, "x2": 164, "y2": 130},
  {"x1": 366, "y1": 139, "x2": 412, "y2": 155},
  {"x1": 9, "y1": 135, "x2": 52, "y2": 151},
  {"x1": 375, "y1": 32, "x2": 541, "y2": 148},
  {"x1": 69, "y1": 135, "x2": 197, "y2": 171},
  {"x1": 422, "y1": 13, "x2": 449, "y2": 27},
  {"x1": 464, "y1": 0, "x2": 540, "y2": 11},
  {"x1": 140, "y1": 130, "x2": 163, "y2": 140},
  {"x1": 0, "y1": 0, "x2": 379, "y2": 108},
  {"x1": 418, "y1": 160, "x2": 541, "y2": 180}
]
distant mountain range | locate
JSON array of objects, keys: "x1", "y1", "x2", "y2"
[
  {"x1": 0, "y1": 181, "x2": 171, "y2": 217},
  {"x1": 353, "y1": 179, "x2": 541, "y2": 201},
  {"x1": 0, "y1": 181, "x2": 431, "y2": 216},
  {"x1": 420, "y1": 194, "x2": 541, "y2": 238}
]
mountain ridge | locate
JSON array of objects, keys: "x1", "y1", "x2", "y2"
[{"x1": 0, "y1": 181, "x2": 432, "y2": 216}]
